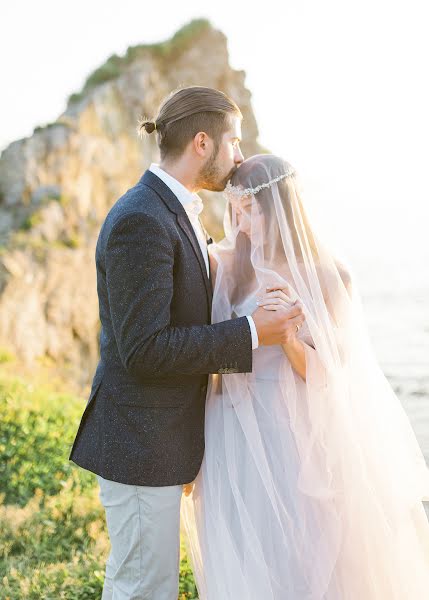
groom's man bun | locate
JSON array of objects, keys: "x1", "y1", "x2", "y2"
[
  {"x1": 140, "y1": 120, "x2": 157, "y2": 134},
  {"x1": 138, "y1": 86, "x2": 242, "y2": 159}
]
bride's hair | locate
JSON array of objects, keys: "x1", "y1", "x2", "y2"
[{"x1": 229, "y1": 154, "x2": 319, "y2": 262}]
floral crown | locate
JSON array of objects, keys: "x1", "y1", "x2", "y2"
[{"x1": 223, "y1": 167, "x2": 296, "y2": 205}]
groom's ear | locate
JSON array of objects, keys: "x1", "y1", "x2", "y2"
[{"x1": 193, "y1": 131, "x2": 213, "y2": 157}]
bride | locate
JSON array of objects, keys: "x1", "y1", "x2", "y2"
[{"x1": 181, "y1": 153, "x2": 429, "y2": 599}]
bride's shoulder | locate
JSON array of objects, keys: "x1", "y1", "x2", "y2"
[
  {"x1": 314, "y1": 259, "x2": 353, "y2": 297},
  {"x1": 333, "y1": 259, "x2": 352, "y2": 293}
]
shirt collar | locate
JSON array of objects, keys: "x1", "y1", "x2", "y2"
[{"x1": 149, "y1": 163, "x2": 200, "y2": 209}]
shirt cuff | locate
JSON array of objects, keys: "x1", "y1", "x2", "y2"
[{"x1": 246, "y1": 315, "x2": 259, "y2": 350}]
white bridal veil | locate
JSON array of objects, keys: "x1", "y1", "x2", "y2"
[{"x1": 181, "y1": 154, "x2": 429, "y2": 599}]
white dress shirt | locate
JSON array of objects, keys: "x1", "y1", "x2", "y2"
[{"x1": 149, "y1": 163, "x2": 259, "y2": 350}]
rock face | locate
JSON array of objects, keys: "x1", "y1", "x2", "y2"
[{"x1": 0, "y1": 19, "x2": 262, "y2": 386}]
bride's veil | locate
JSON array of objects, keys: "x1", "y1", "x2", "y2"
[{"x1": 181, "y1": 154, "x2": 429, "y2": 599}]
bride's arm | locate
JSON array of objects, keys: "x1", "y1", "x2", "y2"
[
  {"x1": 281, "y1": 337, "x2": 309, "y2": 381},
  {"x1": 258, "y1": 287, "x2": 311, "y2": 381}
]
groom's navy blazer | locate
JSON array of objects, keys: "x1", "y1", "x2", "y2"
[{"x1": 70, "y1": 170, "x2": 253, "y2": 486}]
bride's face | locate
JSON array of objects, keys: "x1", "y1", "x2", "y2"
[{"x1": 234, "y1": 196, "x2": 265, "y2": 237}]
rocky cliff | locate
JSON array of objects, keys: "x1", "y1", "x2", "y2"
[{"x1": 0, "y1": 19, "x2": 262, "y2": 387}]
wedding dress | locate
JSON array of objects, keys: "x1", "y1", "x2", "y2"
[{"x1": 181, "y1": 154, "x2": 429, "y2": 599}]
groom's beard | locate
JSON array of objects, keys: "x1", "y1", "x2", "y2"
[{"x1": 196, "y1": 145, "x2": 237, "y2": 192}]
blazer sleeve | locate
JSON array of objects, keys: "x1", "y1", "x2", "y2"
[{"x1": 105, "y1": 211, "x2": 253, "y2": 379}]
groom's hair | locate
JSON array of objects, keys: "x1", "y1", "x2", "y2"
[{"x1": 138, "y1": 86, "x2": 242, "y2": 160}]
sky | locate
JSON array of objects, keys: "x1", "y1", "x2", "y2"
[{"x1": 1, "y1": 0, "x2": 428, "y2": 263}]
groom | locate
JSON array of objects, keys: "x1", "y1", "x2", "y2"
[{"x1": 70, "y1": 86, "x2": 304, "y2": 599}]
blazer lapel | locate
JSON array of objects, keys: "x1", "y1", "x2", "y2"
[
  {"x1": 140, "y1": 171, "x2": 213, "y2": 311},
  {"x1": 176, "y1": 213, "x2": 212, "y2": 308},
  {"x1": 198, "y1": 216, "x2": 214, "y2": 292}
]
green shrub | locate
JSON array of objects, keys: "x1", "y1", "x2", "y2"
[
  {"x1": 67, "y1": 92, "x2": 85, "y2": 106},
  {"x1": 63, "y1": 233, "x2": 82, "y2": 249},
  {"x1": 0, "y1": 348, "x2": 15, "y2": 364},
  {"x1": 179, "y1": 547, "x2": 199, "y2": 598},
  {"x1": 21, "y1": 212, "x2": 42, "y2": 231},
  {"x1": 0, "y1": 374, "x2": 199, "y2": 598},
  {"x1": 82, "y1": 54, "x2": 122, "y2": 91},
  {"x1": 0, "y1": 490, "x2": 106, "y2": 599},
  {"x1": 0, "y1": 378, "x2": 94, "y2": 506}
]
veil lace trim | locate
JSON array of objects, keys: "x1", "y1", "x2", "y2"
[{"x1": 223, "y1": 166, "x2": 296, "y2": 203}]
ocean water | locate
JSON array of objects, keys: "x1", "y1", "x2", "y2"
[
  {"x1": 300, "y1": 177, "x2": 429, "y2": 517},
  {"x1": 346, "y1": 252, "x2": 429, "y2": 518},
  {"x1": 302, "y1": 176, "x2": 429, "y2": 467},
  {"x1": 351, "y1": 254, "x2": 429, "y2": 465}
]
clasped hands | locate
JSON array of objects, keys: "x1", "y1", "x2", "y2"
[{"x1": 253, "y1": 284, "x2": 306, "y2": 346}]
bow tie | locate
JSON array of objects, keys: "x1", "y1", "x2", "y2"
[{"x1": 184, "y1": 195, "x2": 204, "y2": 216}]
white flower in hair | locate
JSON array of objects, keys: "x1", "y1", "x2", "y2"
[{"x1": 223, "y1": 167, "x2": 296, "y2": 205}]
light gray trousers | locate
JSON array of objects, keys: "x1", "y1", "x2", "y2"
[{"x1": 97, "y1": 475, "x2": 184, "y2": 600}]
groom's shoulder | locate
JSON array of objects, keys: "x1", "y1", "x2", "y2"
[{"x1": 102, "y1": 177, "x2": 169, "y2": 234}]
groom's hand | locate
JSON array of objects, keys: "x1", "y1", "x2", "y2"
[{"x1": 251, "y1": 288, "x2": 305, "y2": 346}]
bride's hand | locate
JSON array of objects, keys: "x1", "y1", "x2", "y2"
[
  {"x1": 257, "y1": 286, "x2": 305, "y2": 343},
  {"x1": 257, "y1": 284, "x2": 296, "y2": 310}
]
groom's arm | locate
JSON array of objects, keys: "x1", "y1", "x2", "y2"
[{"x1": 105, "y1": 212, "x2": 252, "y2": 379}]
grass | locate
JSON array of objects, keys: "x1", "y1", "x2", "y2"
[
  {"x1": 0, "y1": 371, "x2": 198, "y2": 599},
  {"x1": 67, "y1": 18, "x2": 212, "y2": 106}
]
